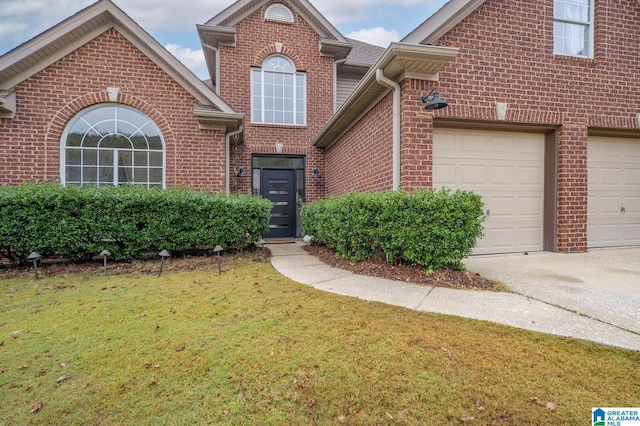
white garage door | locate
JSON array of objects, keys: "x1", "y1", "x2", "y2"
[
  {"x1": 433, "y1": 129, "x2": 545, "y2": 255},
  {"x1": 588, "y1": 136, "x2": 640, "y2": 248}
]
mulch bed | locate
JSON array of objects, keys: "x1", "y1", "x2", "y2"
[
  {"x1": 0, "y1": 248, "x2": 267, "y2": 280},
  {"x1": 303, "y1": 244, "x2": 505, "y2": 292}
]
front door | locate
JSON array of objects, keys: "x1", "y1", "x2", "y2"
[{"x1": 262, "y1": 168, "x2": 296, "y2": 238}]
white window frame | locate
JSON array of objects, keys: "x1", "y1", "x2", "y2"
[
  {"x1": 60, "y1": 104, "x2": 166, "y2": 188},
  {"x1": 553, "y1": 0, "x2": 594, "y2": 58},
  {"x1": 251, "y1": 55, "x2": 306, "y2": 126}
]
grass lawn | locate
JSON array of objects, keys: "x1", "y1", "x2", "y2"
[{"x1": 1, "y1": 253, "x2": 639, "y2": 425}]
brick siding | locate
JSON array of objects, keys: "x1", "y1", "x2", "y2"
[
  {"x1": 217, "y1": 2, "x2": 332, "y2": 201},
  {"x1": 326, "y1": 0, "x2": 640, "y2": 252},
  {"x1": 0, "y1": 29, "x2": 226, "y2": 190}
]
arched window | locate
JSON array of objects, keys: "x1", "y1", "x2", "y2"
[
  {"x1": 265, "y1": 3, "x2": 294, "y2": 22},
  {"x1": 61, "y1": 105, "x2": 165, "y2": 188},
  {"x1": 251, "y1": 55, "x2": 306, "y2": 125}
]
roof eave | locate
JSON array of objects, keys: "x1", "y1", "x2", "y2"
[
  {"x1": 402, "y1": 0, "x2": 486, "y2": 45},
  {"x1": 0, "y1": 0, "x2": 238, "y2": 117},
  {"x1": 313, "y1": 43, "x2": 459, "y2": 149},
  {"x1": 319, "y1": 39, "x2": 353, "y2": 60},
  {"x1": 193, "y1": 106, "x2": 244, "y2": 132}
]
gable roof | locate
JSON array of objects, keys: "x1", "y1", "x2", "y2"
[
  {"x1": 402, "y1": 0, "x2": 486, "y2": 45},
  {"x1": 198, "y1": 0, "x2": 353, "y2": 86},
  {"x1": 0, "y1": 0, "x2": 242, "y2": 130},
  {"x1": 314, "y1": 42, "x2": 459, "y2": 149}
]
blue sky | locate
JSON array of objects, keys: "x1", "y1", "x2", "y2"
[{"x1": 0, "y1": 0, "x2": 448, "y2": 79}]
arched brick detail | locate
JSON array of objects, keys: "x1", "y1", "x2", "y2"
[
  {"x1": 253, "y1": 45, "x2": 304, "y2": 70},
  {"x1": 46, "y1": 90, "x2": 176, "y2": 183},
  {"x1": 46, "y1": 90, "x2": 175, "y2": 152}
]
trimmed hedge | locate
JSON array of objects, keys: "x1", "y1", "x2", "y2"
[
  {"x1": 0, "y1": 183, "x2": 272, "y2": 263},
  {"x1": 301, "y1": 189, "x2": 484, "y2": 270}
]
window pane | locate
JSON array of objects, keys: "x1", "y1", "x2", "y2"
[
  {"x1": 554, "y1": 21, "x2": 588, "y2": 56},
  {"x1": 82, "y1": 130, "x2": 101, "y2": 148},
  {"x1": 118, "y1": 166, "x2": 133, "y2": 183},
  {"x1": 149, "y1": 168, "x2": 163, "y2": 183},
  {"x1": 134, "y1": 151, "x2": 148, "y2": 166},
  {"x1": 119, "y1": 151, "x2": 133, "y2": 167},
  {"x1": 134, "y1": 168, "x2": 148, "y2": 183},
  {"x1": 147, "y1": 136, "x2": 162, "y2": 151},
  {"x1": 149, "y1": 152, "x2": 163, "y2": 167},
  {"x1": 63, "y1": 105, "x2": 164, "y2": 188},
  {"x1": 83, "y1": 149, "x2": 97, "y2": 166},
  {"x1": 83, "y1": 166, "x2": 97, "y2": 183},
  {"x1": 99, "y1": 167, "x2": 113, "y2": 184},
  {"x1": 66, "y1": 149, "x2": 81, "y2": 166},
  {"x1": 66, "y1": 166, "x2": 81, "y2": 183},
  {"x1": 99, "y1": 150, "x2": 113, "y2": 166}
]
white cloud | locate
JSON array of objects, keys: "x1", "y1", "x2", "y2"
[
  {"x1": 346, "y1": 27, "x2": 399, "y2": 47},
  {"x1": 164, "y1": 43, "x2": 208, "y2": 79}
]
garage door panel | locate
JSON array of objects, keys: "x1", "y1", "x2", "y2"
[
  {"x1": 434, "y1": 129, "x2": 545, "y2": 255},
  {"x1": 461, "y1": 165, "x2": 488, "y2": 185},
  {"x1": 519, "y1": 166, "x2": 543, "y2": 186},
  {"x1": 588, "y1": 136, "x2": 640, "y2": 248},
  {"x1": 624, "y1": 169, "x2": 640, "y2": 185}
]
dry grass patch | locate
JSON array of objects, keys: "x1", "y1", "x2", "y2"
[{"x1": 1, "y1": 254, "x2": 638, "y2": 425}]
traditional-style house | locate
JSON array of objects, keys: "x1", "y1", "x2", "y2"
[{"x1": 2, "y1": 0, "x2": 639, "y2": 251}]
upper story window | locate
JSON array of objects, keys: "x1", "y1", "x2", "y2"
[
  {"x1": 251, "y1": 55, "x2": 306, "y2": 126},
  {"x1": 265, "y1": 3, "x2": 294, "y2": 22},
  {"x1": 553, "y1": 0, "x2": 593, "y2": 57},
  {"x1": 61, "y1": 105, "x2": 165, "y2": 188}
]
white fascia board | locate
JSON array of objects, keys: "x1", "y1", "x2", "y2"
[
  {"x1": 402, "y1": 0, "x2": 486, "y2": 45},
  {"x1": 313, "y1": 42, "x2": 458, "y2": 148}
]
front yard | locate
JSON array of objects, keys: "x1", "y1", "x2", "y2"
[{"x1": 1, "y1": 253, "x2": 638, "y2": 424}]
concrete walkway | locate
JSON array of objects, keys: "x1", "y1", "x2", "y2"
[{"x1": 268, "y1": 242, "x2": 640, "y2": 351}]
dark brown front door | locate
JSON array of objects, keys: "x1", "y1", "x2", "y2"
[{"x1": 262, "y1": 168, "x2": 296, "y2": 238}]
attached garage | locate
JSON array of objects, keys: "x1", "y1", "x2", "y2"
[
  {"x1": 433, "y1": 128, "x2": 546, "y2": 255},
  {"x1": 587, "y1": 136, "x2": 640, "y2": 248}
]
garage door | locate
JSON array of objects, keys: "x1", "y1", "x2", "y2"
[
  {"x1": 433, "y1": 129, "x2": 545, "y2": 255},
  {"x1": 587, "y1": 136, "x2": 640, "y2": 248}
]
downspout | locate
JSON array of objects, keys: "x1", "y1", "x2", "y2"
[
  {"x1": 375, "y1": 69, "x2": 401, "y2": 191},
  {"x1": 225, "y1": 125, "x2": 243, "y2": 194}
]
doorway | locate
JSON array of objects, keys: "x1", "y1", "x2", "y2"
[{"x1": 252, "y1": 155, "x2": 305, "y2": 239}]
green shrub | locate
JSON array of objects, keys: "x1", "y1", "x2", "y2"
[
  {"x1": 301, "y1": 189, "x2": 484, "y2": 270},
  {"x1": 0, "y1": 183, "x2": 271, "y2": 263}
]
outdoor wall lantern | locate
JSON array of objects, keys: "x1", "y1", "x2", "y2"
[
  {"x1": 235, "y1": 167, "x2": 246, "y2": 178},
  {"x1": 27, "y1": 251, "x2": 41, "y2": 280},
  {"x1": 213, "y1": 245, "x2": 223, "y2": 274},
  {"x1": 99, "y1": 250, "x2": 111, "y2": 276},
  {"x1": 421, "y1": 88, "x2": 448, "y2": 110},
  {"x1": 158, "y1": 249, "x2": 170, "y2": 276},
  {"x1": 312, "y1": 168, "x2": 322, "y2": 179}
]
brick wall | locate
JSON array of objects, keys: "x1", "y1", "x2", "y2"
[
  {"x1": 325, "y1": 94, "x2": 394, "y2": 195},
  {"x1": 217, "y1": 2, "x2": 332, "y2": 201},
  {"x1": 326, "y1": 0, "x2": 640, "y2": 252},
  {"x1": 0, "y1": 29, "x2": 227, "y2": 190},
  {"x1": 433, "y1": 0, "x2": 640, "y2": 252}
]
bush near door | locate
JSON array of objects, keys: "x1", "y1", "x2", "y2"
[{"x1": 301, "y1": 189, "x2": 484, "y2": 271}]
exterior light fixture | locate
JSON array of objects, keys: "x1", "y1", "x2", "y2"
[
  {"x1": 213, "y1": 245, "x2": 223, "y2": 274},
  {"x1": 27, "y1": 251, "x2": 41, "y2": 280},
  {"x1": 236, "y1": 167, "x2": 246, "y2": 178},
  {"x1": 158, "y1": 249, "x2": 170, "y2": 276},
  {"x1": 312, "y1": 168, "x2": 322, "y2": 179},
  {"x1": 421, "y1": 88, "x2": 448, "y2": 110},
  {"x1": 100, "y1": 250, "x2": 111, "y2": 276}
]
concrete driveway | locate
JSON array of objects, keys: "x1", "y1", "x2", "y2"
[{"x1": 463, "y1": 247, "x2": 640, "y2": 336}]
